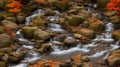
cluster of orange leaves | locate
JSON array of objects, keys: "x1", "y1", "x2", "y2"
[
  {"x1": 5, "y1": 0, "x2": 22, "y2": 13},
  {"x1": 29, "y1": 60, "x2": 61, "y2": 67},
  {"x1": 106, "y1": 0, "x2": 120, "y2": 14},
  {"x1": 29, "y1": 55, "x2": 93, "y2": 67}
]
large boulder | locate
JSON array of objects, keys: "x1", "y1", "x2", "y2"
[
  {"x1": 22, "y1": 26, "x2": 38, "y2": 38},
  {"x1": 78, "y1": 28, "x2": 95, "y2": 39},
  {"x1": 53, "y1": 1, "x2": 68, "y2": 11},
  {"x1": 112, "y1": 30, "x2": 120, "y2": 40},
  {"x1": 73, "y1": 33, "x2": 89, "y2": 42},
  {"x1": 67, "y1": 16, "x2": 85, "y2": 26},
  {"x1": 34, "y1": 29, "x2": 51, "y2": 40},
  {"x1": 110, "y1": 15, "x2": 120, "y2": 24},
  {"x1": 1, "y1": 20, "x2": 18, "y2": 30},
  {"x1": 104, "y1": 11, "x2": 116, "y2": 17},
  {"x1": 0, "y1": 34, "x2": 12, "y2": 48},
  {"x1": 107, "y1": 49, "x2": 120, "y2": 67},
  {"x1": 110, "y1": 16, "x2": 120, "y2": 29},
  {"x1": 64, "y1": 37, "x2": 78, "y2": 46},
  {"x1": 9, "y1": 52, "x2": 25, "y2": 62},
  {"x1": 38, "y1": 43, "x2": 53, "y2": 53},
  {"x1": 30, "y1": 15, "x2": 46, "y2": 27},
  {"x1": 45, "y1": 9, "x2": 57, "y2": 16}
]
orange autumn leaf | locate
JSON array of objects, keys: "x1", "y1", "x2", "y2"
[
  {"x1": 74, "y1": 55, "x2": 81, "y2": 61},
  {"x1": 29, "y1": 60, "x2": 61, "y2": 67}
]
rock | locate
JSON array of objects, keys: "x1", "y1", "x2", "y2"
[
  {"x1": 81, "y1": 56, "x2": 89, "y2": 62},
  {"x1": 53, "y1": 1, "x2": 68, "y2": 11},
  {"x1": 1, "y1": 54, "x2": 9, "y2": 62},
  {"x1": 34, "y1": 29, "x2": 51, "y2": 40},
  {"x1": 112, "y1": 30, "x2": 120, "y2": 40},
  {"x1": 0, "y1": 26, "x2": 4, "y2": 34},
  {"x1": 1, "y1": 20, "x2": 18, "y2": 30},
  {"x1": 0, "y1": 34, "x2": 12, "y2": 48},
  {"x1": 6, "y1": 17, "x2": 16, "y2": 22},
  {"x1": 0, "y1": 12, "x2": 12, "y2": 19},
  {"x1": 79, "y1": 28, "x2": 95, "y2": 39},
  {"x1": 22, "y1": 26, "x2": 38, "y2": 38},
  {"x1": 16, "y1": 12, "x2": 27, "y2": 23},
  {"x1": 107, "y1": 49, "x2": 120, "y2": 67},
  {"x1": 38, "y1": 43, "x2": 52, "y2": 53},
  {"x1": 110, "y1": 15, "x2": 120, "y2": 24},
  {"x1": 75, "y1": 61, "x2": 83, "y2": 67},
  {"x1": 59, "y1": 62, "x2": 72, "y2": 67},
  {"x1": 80, "y1": 21, "x2": 90, "y2": 28},
  {"x1": 67, "y1": 9, "x2": 78, "y2": 14},
  {"x1": 0, "y1": 61, "x2": 6, "y2": 67},
  {"x1": 9, "y1": 52, "x2": 25, "y2": 62},
  {"x1": 64, "y1": 37, "x2": 78, "y2": 46},
  {"x1": 45, "y1": 9, "x2": 56, "y2": 15},
  {"x1": 104, "y1": 11, "x2": 116, "y2": 17},
  {"x1": 30, "y1": 15, "x2": 46, "y2": 27},
  {"x1": 78, "y1": 9, "x2": 90, "y2": 18},
  {"x1": 88, "y1": 17, "x2": 105, "y2": 32},
  {"x1": 73, "y1": 33, "x2": 86, "y2": 40},
  {"x1": 67, "y1": 16, "x2": 85, "y2": 26}
]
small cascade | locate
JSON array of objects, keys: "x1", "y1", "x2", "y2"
[
  {"x1": 25, "y1": 9, "x2": 44, "y2": 25},
  {"x1": 11, "y1": 63, "x2": 28, "y2": 67},
  {"x1": 111, "y1": 41, "x2": 120, "y2": 50},
  {"x1": 84, "y1": 42, "x2": 97, "y2": 48},
  {"x1": 32, "y1": 9, "x2": 44, "y2": 15},
  {"x1": 88, "y1": 50, "x2": 107, "y2": 58},
  {"x1": 106, "y1": 22, "x2": 114, "y2": 31},
  {"x1": 94, "y1": 22, "x2": 114, "y2": 42},
  {"x1": 22, "y1": 45, "x2": 33, "y2": 49},
  {"x1": 51, "y1": 45, "x2": 61, "y2": 52},
  {"x1": 22, "y1": 51, "x2": 40, "y2": 63},
  {"x1": 48, "y1": 23, "x2": 64, "y2": 32},
  {"x1": 51, "y1": 45, "x2": 89, "y2": 55},
  {"x1": 10, "y1": 51, "x2": 40, "y2": 67},
  {"x1": 47, "y1": 16, "x2": 59, "y2": 21},
  {"x1": 16, "y1": 29, "x2": 24, "y2": 39}
]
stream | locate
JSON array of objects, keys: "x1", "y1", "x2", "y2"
[{"x1": 9, "y1": 3, "x2": 120, "y2": 67}]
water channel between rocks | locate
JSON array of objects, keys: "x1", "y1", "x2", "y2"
[{"x1": 9, "y1": 4, "x2": 120, "y2": 67}]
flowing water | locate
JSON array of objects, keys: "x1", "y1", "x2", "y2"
[{"x1": 10, "y1": 3, "x2": 120, "y2": 67}]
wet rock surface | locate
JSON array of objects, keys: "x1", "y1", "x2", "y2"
[{"x1": 0, "y1": 0, "x2": 119, "y2": 67}]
